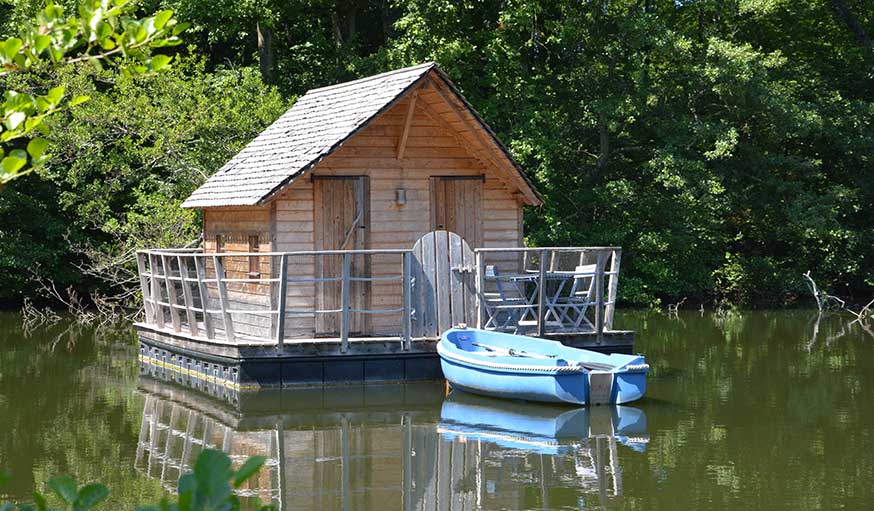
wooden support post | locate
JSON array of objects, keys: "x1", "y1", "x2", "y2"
[
  {"x1": 594, "y1": 251, "x2": 606, "y2": 341},
  {"x1": 149, "y1": 254, "x2": 165, "y2": 329},
  {"x1": 213, "y1": 255, "x2": 235, "y2": 343},
  {"x1": 537, "y1": 249, "x2": 548, "y2": 337},
  {"x1": 605, "y1": 249, "x2": 621, "y2": 330},
  {"x1": 161, "y1": 255, "x2": 182, "y2": 332},
  {"x1": 475, "y1": 251, "x2": 485, "y2": 329},
  {"x1": 136, "y1": 253, "x2": 154, "y2": 323},
  {"x1": 402, "y1": 251, "x2": 412, "y2": 350},
  {"x1": 276, "y1": 254, "x2": 288, "y2": 347},
  {"x1": 397, "y1": 91, "x2": 417, "y2": 160},
  {"x1": 340, "y1": 252, "x2": 351, "y2": 353},
  {"x1": 176, "y1": 255, "x2": 199, "y2": 336},
  {"x1": 193, "y1": 257, "x2": 215, "y2": 340}
]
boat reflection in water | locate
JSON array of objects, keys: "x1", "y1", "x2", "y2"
[{"x1": 136, "y1": 363, "x2": 648, "y2": 510}]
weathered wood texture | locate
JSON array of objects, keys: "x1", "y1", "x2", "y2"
[
  {"x1": 197, "y1": 85, "x2": 525, "y2": 340},
  {"x1": 202, "y1": 207, "x2": 273, "y2": 338},
  {"x1": 271, "y1": 95, "x2": 523, "y2": 337},
  {"x1": 313, "y1": 176, "x2": 369, "y2": 336},
  {"x1": 410, "y1": 231, "x2": 476, "y2": 337},
  {"x1": 429, "y1": 176, "x2": 483, "y2": 248}
]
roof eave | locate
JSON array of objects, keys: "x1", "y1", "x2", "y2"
[{"x1": 428, "y1": 68, "x2": 543, "y2": 207}]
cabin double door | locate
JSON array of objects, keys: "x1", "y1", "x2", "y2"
[{"x1": 313, "y1": 176, "x2": 370, "y2": 336}]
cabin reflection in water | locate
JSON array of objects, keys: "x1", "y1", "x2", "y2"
[{"x1": 135, "y1": 367, "x2": 648, "y2": 510}]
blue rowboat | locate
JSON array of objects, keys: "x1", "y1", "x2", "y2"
[
  {"x1": 437, "y1": 327, "x2": 649, "y2": 405},
  {"x1": 438, "y1": 391, "x2": 648, "y2": 454}
]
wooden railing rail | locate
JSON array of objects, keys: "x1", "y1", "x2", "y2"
[
  {"x1": 137, "y1": 249, "x2": 413, "y2": 349},
  {"x1": 137, "y1": 245, "x2": 621, "y2": 347}
]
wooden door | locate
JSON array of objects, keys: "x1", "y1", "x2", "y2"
[
  {"x1": 429, "y1": 176, "x2": 483, "y2": 248},
  {"x1": 314, "y1": 176, "x2": 370, "y2": 336},
  {"x1": 410, "y1": 231, "x2": 476, "y2": 338}
]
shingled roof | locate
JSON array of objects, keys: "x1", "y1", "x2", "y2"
[{"x1": 182, "y1": 62, "x2": 540, "y2": 208}]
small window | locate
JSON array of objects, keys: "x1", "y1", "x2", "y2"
[
  {"x1": 215, "y1": 234, "x2": 224, "y2": 253},
  {"x1": 248, "y1": 235, "x2": 260, "y2": 277}
]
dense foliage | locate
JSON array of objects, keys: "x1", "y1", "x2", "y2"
[{"x1": 1, "y1": 0, "x2": 871, "y2": 307}]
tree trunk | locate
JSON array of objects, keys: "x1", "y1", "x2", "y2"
[
  {"x1": 257, "y1": 22, "x2": 274, "y2": 84},
  {"x1": 829, "y1": 0, "x2": 871, "y2": 47},
  {"x1": 380, "y1": 0, "x2": 394, "y2": 39},
  {"x1": 331, "y1": 11, "x2": 344, "y2": 48},
  {"x1": 596, "y1": 111, "x2": 610, "y2": 173}
]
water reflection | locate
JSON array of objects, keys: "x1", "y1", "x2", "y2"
[{"x1": 136, "y1": 365, "x2": 648, "y2": 510}]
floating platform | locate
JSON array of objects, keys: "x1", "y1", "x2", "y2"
[
  {"x1": 136, "y1": 324, "x2": 635, "y2": 390},
  {"x1": 135, "y1": 242, "x2": 634, "y2": 389}
]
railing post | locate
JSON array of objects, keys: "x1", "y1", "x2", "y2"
[
  {"x1": 605, "y1": 249, "x2": 621, "y2": 330},
  {"x1": 537, "y1": 249, "x2": 548, "y2": 337},
  {"x1": 213, "y1": 255, "x2": 235, "y2": 343},
  {"x1": 136, "y1": 252, "x2": 154, "y2": 323},
  {"x1": 594, "y1": 251, "x2": 607, "y2": 341},
  {"x1": 475, "y1": 251, "x2": 485, "y2": 329},
  {"x1": 340, "y1": 252, "x2": 351, "y2": 353},
  {"x1": 193, "y1": 257, "x2": 215, "y2": 339},
  {"x1": 149, "y1": 254, "x2": 165, "y2": 329},
  {"x1": 176, "y1": 255, "x2": 199, "y2": 337},
  {"x1": 161, "y1": 254, "x2": 182, "y2": 332},
  {"x1": 276, "y1": 254, "x2": 288, "y2": 348},
  {"x1": 402, "y1": 251, "x2": 412, "y2": 350}
]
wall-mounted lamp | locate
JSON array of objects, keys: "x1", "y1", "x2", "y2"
[{"x1": 395, "y1": 188, "x2": 407, "y2": 206}]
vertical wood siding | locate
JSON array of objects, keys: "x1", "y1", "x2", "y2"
[{"x1": 203, "y1": 91, "x2": 525, "y2": 339}]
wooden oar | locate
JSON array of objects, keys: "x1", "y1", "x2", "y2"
[
  {"x1": 471, "y1": 342, "x2": 554, "y2": 360},
  {"x1": 471, "y1": 342, "x2": 618, "y2": 371}
]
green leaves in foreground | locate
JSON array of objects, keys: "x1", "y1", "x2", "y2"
[
  {"x1": 0, "y1": 475, "x2": 109, "y2": 511},
  {"x1": 0, "y1": 450, "x2": 273, "y2": 511},
  {"x1": 0, "y1": 0, "x2": 186, "y2": 188},
  {"x1": 148, "y1": 450, "x2": 273, "y2": 511}
]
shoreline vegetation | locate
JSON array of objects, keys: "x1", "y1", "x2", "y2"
[{"x1": 1, "y1": 0, "x2": 871, "y2": 311}]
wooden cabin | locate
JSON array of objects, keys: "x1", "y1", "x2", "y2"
[
  {"x1": 180, "y1": 63, "x2": 542, "y2": 339},
  {"x1": 135, "y1": 63, "x2": 630, "y2": 388}
]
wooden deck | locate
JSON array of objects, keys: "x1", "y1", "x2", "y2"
[{"x1": 135, "y1": 241, "x2": 635, "y2": 388}]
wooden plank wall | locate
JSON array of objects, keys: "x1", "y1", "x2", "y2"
[
  {"x1": 202, "y1": 207, "x2": 274, "y2": 338},
  {"x1": 273, "y1": 93, "x2": 524, "y2": 337}
]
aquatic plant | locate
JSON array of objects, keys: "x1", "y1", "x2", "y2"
[{"x1": 0, "y1": 450, "x2": 274, "y2": 511}]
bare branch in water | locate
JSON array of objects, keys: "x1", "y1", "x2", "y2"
[{"x1": 803, "y1": 271, "x2": 871, "y2": 319}]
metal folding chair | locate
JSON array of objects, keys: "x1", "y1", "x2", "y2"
[
  {"x1": 554, "y1": 264, "x2": 596, "y2": 330},
  {"x1": 481, "y1": 265, "x2": 529, "y2": 332}
]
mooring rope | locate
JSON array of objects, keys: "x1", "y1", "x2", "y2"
[
  {"x1": 622, "y1": 363, "x2": 650, "y2": 372},
  {"x1": 438, "y1": 343, "x2": 650, "y2": 374}
]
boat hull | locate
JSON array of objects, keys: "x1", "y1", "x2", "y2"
[{"x1": 438, "y1": 328, "x2": 648, "y2": 406}]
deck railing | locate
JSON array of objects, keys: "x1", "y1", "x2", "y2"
[{"x1": 136, "y1": 246, "x2": 620, "y2": 349}]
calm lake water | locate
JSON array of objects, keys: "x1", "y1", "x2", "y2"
[{"x1": 1, "y1": 310, "x2": 873, "y2": 510}]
